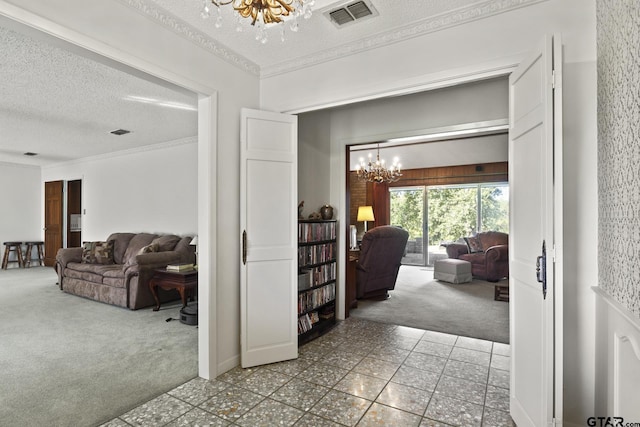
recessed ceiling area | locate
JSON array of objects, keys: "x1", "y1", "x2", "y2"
[
  {"x1": 0, "y1": 16, "x2": 198, "y2": 167},
  {"x1": 350, "y1": 132, "x2": 509, "y2": 171}
]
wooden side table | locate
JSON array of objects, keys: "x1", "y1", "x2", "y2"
[
  {"x1": 345, "y1": 250, "x2": 360, "y2": 317},
  {"x1": 494, "y1": 283, "x2": 509, "y2": 302},
  {"x1": 149, "y1": 269, "x2": 198, "y2": 311}
]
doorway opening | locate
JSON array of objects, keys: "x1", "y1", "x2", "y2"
[
  {"x1": 2, "y1": 13, "x2": 212, "y2": 426},
  {"x1": 66, "y1": 179, "x2": 82, "y2": 248}
]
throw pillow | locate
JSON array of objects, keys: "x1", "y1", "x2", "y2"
[
  {"x1": 464, "y1": 236, "x2": 484, "y2": 253},
  {"x1": 151, "y1": 235, "x2": 181, "y2": 252},
  {"x1": 137, "y1": 242, "x2": 159, "y2": 255},
  {"x1": 82, "y1": 241, "x2": 115, "y2": 265}
]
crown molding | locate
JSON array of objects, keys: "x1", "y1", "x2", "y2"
[
  {"x1": 262, "y1": 0, "x2": 549, "y2": 78},
  {"x1": 0, "y1": 160, "x2": 41, "y2": 169},
  {"x1": 116, "y1": 0, "x2": 260, "y2": 76},
  {"x1": 42, "y1": 136, "x2": 197, "y2": 170}
]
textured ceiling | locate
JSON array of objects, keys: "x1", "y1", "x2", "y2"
[
  {"x1": 1, "y1": 0, "x2": 542, "y2": 166},
  {"x1": 0, "y1": 19, "x2": 198, "y2": 166}
]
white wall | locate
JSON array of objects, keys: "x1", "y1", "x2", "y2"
[
  {"x1": 261, "y1": 0, "x2": 595, "y2": 113},
  {"x1": 282, "y1": 1, "x2": 597, "y2": 425},
  {"x1": 562, "y1": 61, "x2": 598, "y2": 426},
  {"x1": 41, "y1": 140, "x2": 197, "y2": 240},
  {"x1": 0, "y1": 162, "x2": 41, "y2": 264},
  {"x1": 298, "y1": 109, "x2": 332, "y2": 218}
]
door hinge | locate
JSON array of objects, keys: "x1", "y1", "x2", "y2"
[{"x1": 552, "y1": 70, "x2": 556, "y2": 89}]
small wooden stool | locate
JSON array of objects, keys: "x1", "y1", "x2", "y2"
[
  {"x1": 24, "y1": 241, "x2": 45, "y2": 267},
  {"x1": 2, "y1": 242, "x2": 24, "y2": 269}
]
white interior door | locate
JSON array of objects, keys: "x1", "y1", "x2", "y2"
[
  {"x1": 509, "y1": 35, "x2": 563, "y2": 426},
  {"x1": 240, "y1": 108, "x2": 298, "y2": 368}
]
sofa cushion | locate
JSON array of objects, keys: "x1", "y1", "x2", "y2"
[
  {"x1": 107, "y1": 233, "x2": 136, "y2": 264},
  {"x1": 151, "y1": 235, "x2": 181, "y2": 252},
  {"x1": 138, "y1": 242, "x2": 159, "y2": 255},
  {"x1": 477, "y1": 231, "x2": 508, "y2": 249},
  {"x1": 461, "y1": 252, "x2": 486, "y2": 262},
  {"x1": 64, "y1": 262, "x2": 123, "y2": 284},
  {"x1": 463, "y1": 236, "x2": 483, "y2": 253},
  {"x1": 123, "y1": 233, "x2": 157, "y2": 266},
  {"x1": 103, "y1": 267, "x2": 125, "y2": 288},
  {"x1": 65, "y1": 267, "x2": 103, "y2": 284},
  {"x1": 82, "y1": 241, "x2": 115, "y2": 265}
]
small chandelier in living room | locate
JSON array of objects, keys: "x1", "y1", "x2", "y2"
[
  {"x1": 201, "y1": 0, "x2": 314, "y2": 43},
  {"x1": 355, "y1": 144, "x2": 402, "y2": 183}
]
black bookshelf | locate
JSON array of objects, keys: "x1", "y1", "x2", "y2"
[{"x1": 298, "y1": 219, "x2": 337, "y2": 344}]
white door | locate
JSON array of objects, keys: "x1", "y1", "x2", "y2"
[
  {"x1": 509, "y1": 35, "x2": 563, "y2": 426},
  {"x1": 240, "y1": 108, "x2": 298, "y2": 368}
]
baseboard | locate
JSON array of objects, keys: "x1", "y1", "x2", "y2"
[{"x1": 217, "y1": 354, "x2": 240, "y2": 377}]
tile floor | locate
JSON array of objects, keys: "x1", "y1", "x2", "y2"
[{"x1": 101, "y1": 318, "x2": 514, "y2": 427}]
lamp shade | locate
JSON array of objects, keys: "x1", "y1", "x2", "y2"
[{"x1": 357, "y1": 206, "x2": 375, "y2": 222}]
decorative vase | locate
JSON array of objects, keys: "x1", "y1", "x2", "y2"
[{"x1": 320, "y1": 204, "x2": 334, "y2": 220}]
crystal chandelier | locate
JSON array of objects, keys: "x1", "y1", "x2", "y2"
[
  {"x1": 200, "y1": 0, "x2": 314, "y2": 43},
  {"x1": 355, "y1": 144, "x2": 402, "y2": 183}
]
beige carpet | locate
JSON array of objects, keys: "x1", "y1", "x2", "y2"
[
  {"x1": 350, "y1": 265, "x2": 510, "y2": 343},
  {"x1": 0, "y1": 267, "x2": 198, "y2": 427}
]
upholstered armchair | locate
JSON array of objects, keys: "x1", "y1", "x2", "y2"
[
  {"x1": 445, "y1": 231, "x2": 509, "y2": 282},
  {"x1": 356, "y1": 225, "x2": 409, "y2": 300}
]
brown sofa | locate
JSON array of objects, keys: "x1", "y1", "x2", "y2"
[
  {"x1": 356, "y1": 225, "x2": 409, "y2": 300},
  {"x1": 445, "y1": 231, "x2": 509, "y2": 282},
  {"x1": 55, "y1": 232, "x2": 194, "y2": 309}
]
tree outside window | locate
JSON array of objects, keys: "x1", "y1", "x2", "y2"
[{"x1": 390, "y1": 183, "x2": 509, "y2": 258}]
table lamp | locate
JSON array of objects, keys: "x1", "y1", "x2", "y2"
[{"x1": 357, "y1": 206, "x2": 375, "y2": 233}]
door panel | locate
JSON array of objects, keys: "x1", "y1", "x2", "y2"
[
  {"x1": 240, "y1": 108, "x2": 298, "y2": 368},
  {"x1": 509, "y1": 35, "x2": 563, "y2": 426},
  {"x1": 246, "y1": 260, "x2": 295, "y2": 348},
  {"x1": 44, "y1": 180, "x2": 63, "y2": 266}
]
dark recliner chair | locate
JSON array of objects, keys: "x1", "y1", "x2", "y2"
[{"x1": 356, "y1": 226, "x2": 409, "y2": 300}]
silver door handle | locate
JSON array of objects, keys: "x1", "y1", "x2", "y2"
[
  {"x1": 536, "y1": 240, "x2": 547, "y2": 299},
  {"x1": 242, "y1": 230, "x2": 247, "y2": 265}
]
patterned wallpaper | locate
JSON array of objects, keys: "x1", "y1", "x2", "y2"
[{"x1": 597, "y1": 0, "x2": 640, "y2": 318}]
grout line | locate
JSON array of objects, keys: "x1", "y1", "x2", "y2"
[{"x1": 107, "y1": 318, "x2": 513, "y2": 426}]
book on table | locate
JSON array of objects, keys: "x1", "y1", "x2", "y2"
[{"x1": 166, "y1": 263, "x2": 194, "y2": 272}]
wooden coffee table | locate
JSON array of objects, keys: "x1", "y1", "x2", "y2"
[{"x1": 149, "y1": 269, "x2": 198, "y2": 311}]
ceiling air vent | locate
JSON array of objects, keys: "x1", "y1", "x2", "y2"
[
  {"x1": 325, "y1": 0, "x2": 378, "y2": 28},
  {"x1": 110, "y1": 129, "x2": 131, "y2": 136}
]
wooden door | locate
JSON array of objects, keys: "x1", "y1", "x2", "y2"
[
  {"x1": 240, "y1": 108, "x2": 298, "y2": 368},
  {"x1": 509, "y1": 34, "x2": 563, "y2": 426},
  {"x1": 44, "y1": 180, "x2": 63, "y2": 266}
]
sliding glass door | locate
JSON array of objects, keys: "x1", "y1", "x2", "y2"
[
  {"x1": 389, "y1": 187, "x2": 425, "y2": 265},
  {"x1": 427, "y1": 185, "x2": 478, "y2": 265},
  {"x1": 390, "y1": 182, "x2": 509, "y2": 267}
]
